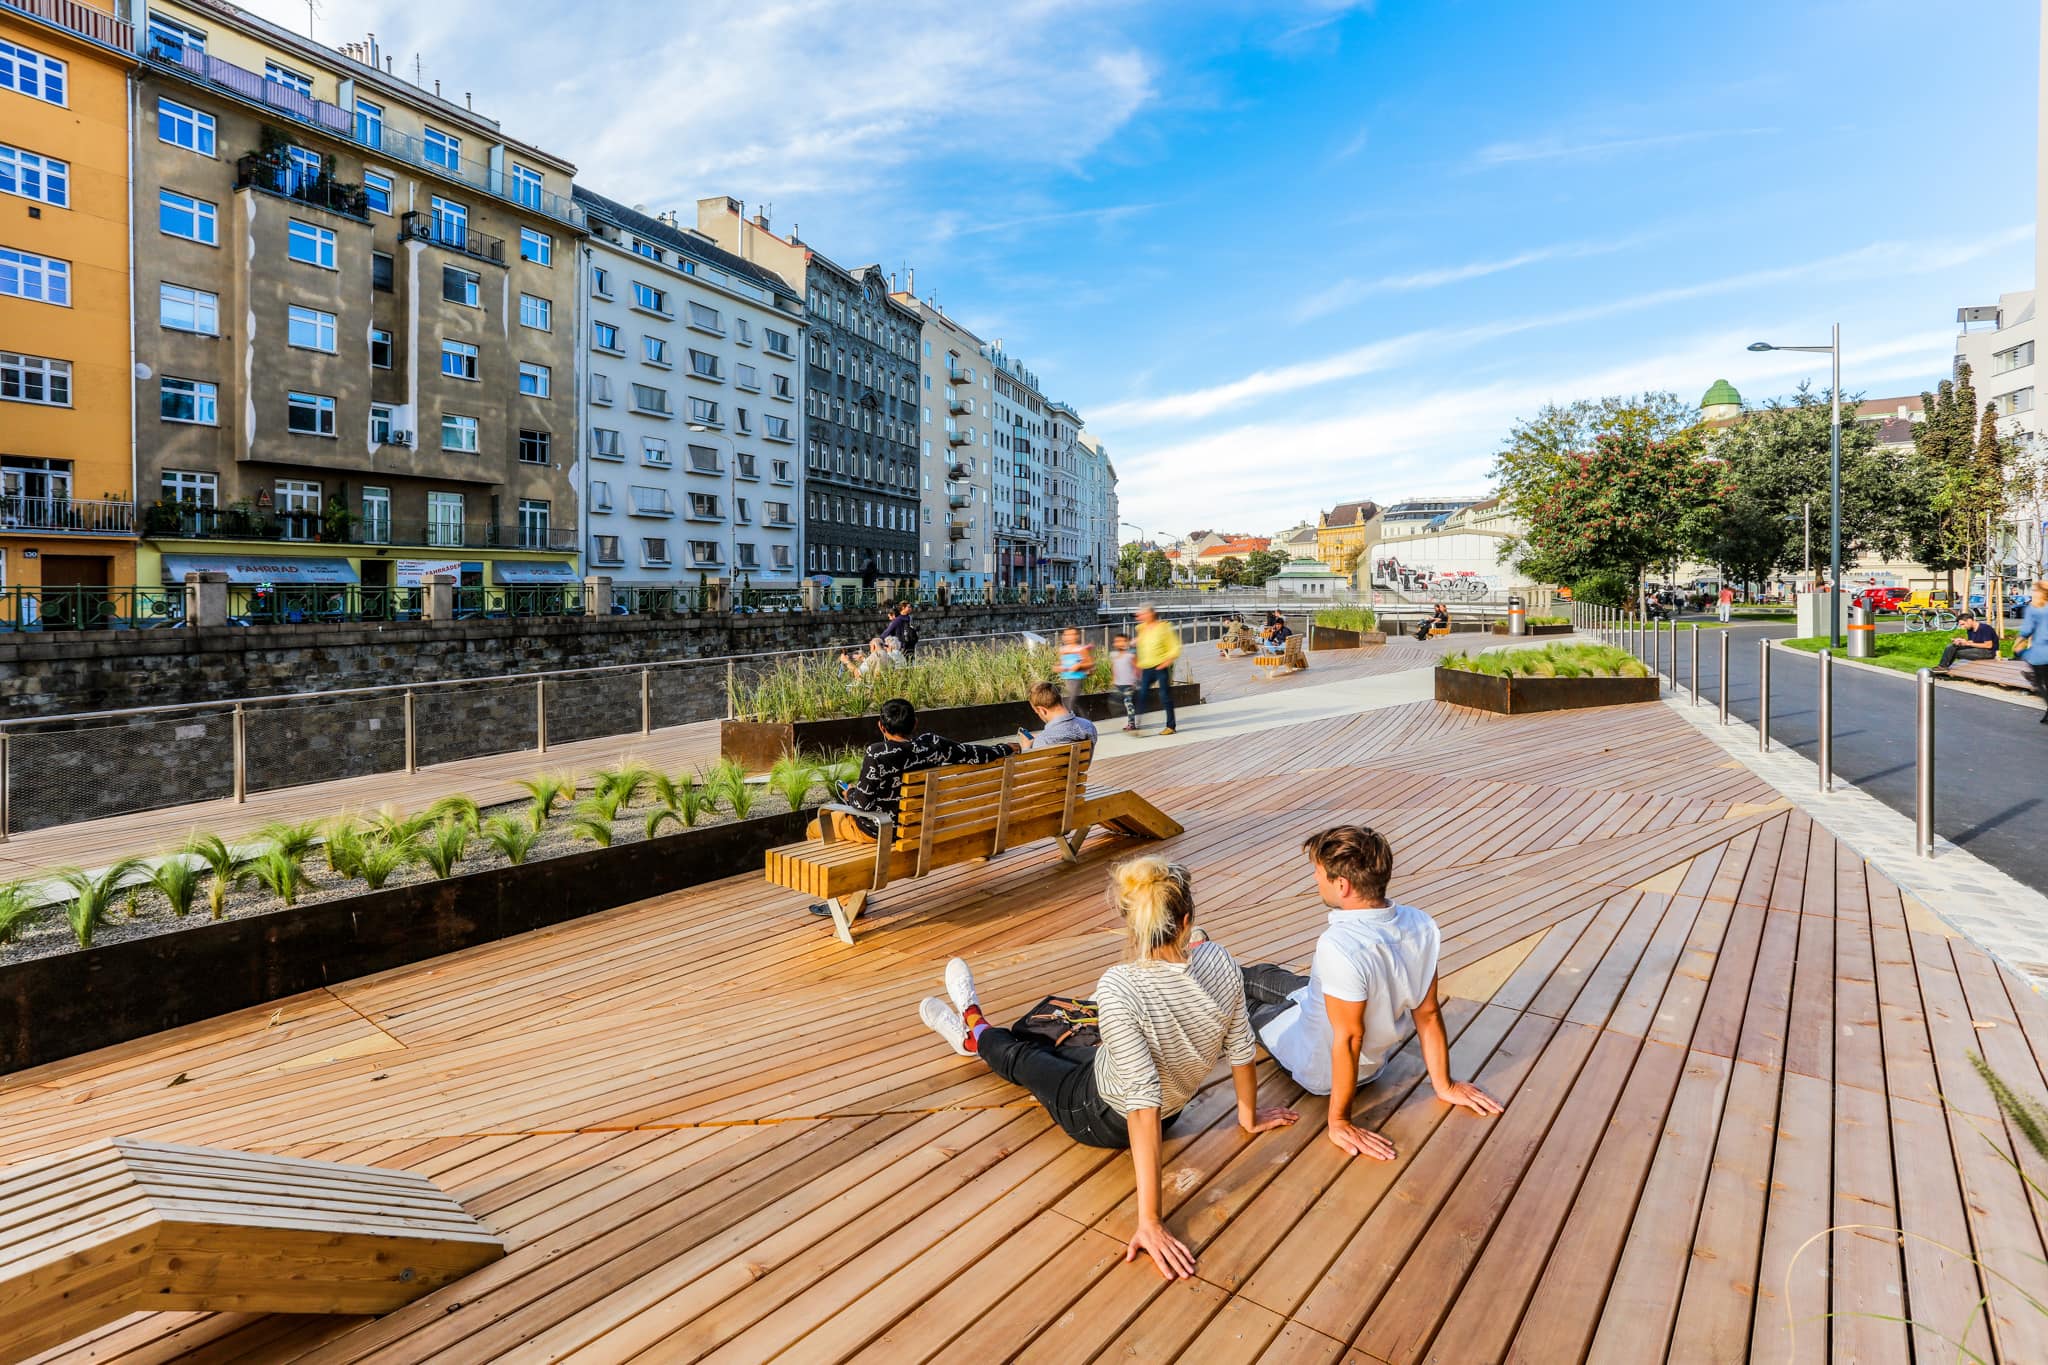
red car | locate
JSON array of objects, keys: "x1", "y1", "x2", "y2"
[{"x1": 1852, "y1": 587, "x2": 1906, "y2": 612}]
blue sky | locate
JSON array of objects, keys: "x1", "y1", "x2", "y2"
[{"x1": 250, "y1": 0, "x2": 2039, "y2": 539}]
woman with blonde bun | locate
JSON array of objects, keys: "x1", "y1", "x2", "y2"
[{"x1": 918, "y1": 855, "x2": 1299, "y2": 1279}]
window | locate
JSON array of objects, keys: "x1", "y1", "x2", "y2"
[
  {"x1": 735, "y1": 497, "x2": 751, "y2": 523},
  {"x1": 632, "y1": 238, "x2": 660, "y2": 262},
  {"x1": 369, "y1": 328, "x2": 392, "y2": 369},
  {"x1": 0, "y1": 38, "x2": 66, "y2": 106},
  {"x1": 146, "y1": 14, "x2": 205, "y2": 59},
  {"x1": 689, "y1": 540, "x2": 721, "y2": 565},
  {"x1": 688, "y1": 444, "x2": 722, "y2": 474},
  {"x1": 643, "y1": 537, "x2": 672, "y2": 565},
  {"x1": 159, "y1": 375, "x2": 215, "y2": 423},
  {"x1": 518, "y1": 362, "x2": 551, "y2": 398},
  {"x1": 427, "y1": 491, "x2": 464, "y2": 545},
  {"x1": 735, "y1": 318, "x2": 752, "y2": 345},
  {"x1": 688, "y1": 349, "x2": 721, "y2": 379},
  {"x1": 0, "y1": 248, "x2": 68, "y2": 305},
  {"x1": 689, "y1": 492, "x2": 721, "y2": 519},
  {"x1": 642, "y1": 438, "x2": 669, "y2": 466},
  {"x1": 1, "y1": 146, "x2": 70, "y2": 209},
  {"x1": 687, "y1": 301, "x2": 721, "y2": 332},
  {"x1": 590, "y1": 373, "x2": 613, "y2": 405},
  {"x1": 630, "y1": 485, "x2": 674, "y2": 516},
  {"x1": 287, "y1": 220, "x2": 335, "y2": 268},
  {"x1": 354, "y1": 97, "x2": 383, "y2": 148},
  {"x1": 159, "y1": 282, "x2": 217, "y2": 333},
  {"x1": 519, "y1": 227, "x2": 552, "y2": 265},
  {"x1": 372, "y1": 251, "x2": 394, "y2": 292},
  {"x1": 517, "y1": 498, "x2": 550, "y2": 547},
  {"x1": 286, "y1": 143, "x2": 321, "y2": 189},
  {"x1": 369, "y1": 402, "x2": 394, "y2": 444},
  {"x1": 630, "y1": 383, "x2": 671, "y2": 416},
  {"x1": 764, "y1": 328, "x2": 793, "y2": 356},
  {"x1": 363, "y1": 170, "x2": 392, "y2": 215},
  {"x1": 592, "y1": 534, "x2": 622, "y2": 565},
  {"x1": 689, "y1": 397, "x2": 720, "y2": 425},
  {"x1": 773, "y1": 545, "x2": 792, "y2": 570},
  {"x1": 287, "y1": 305, "x2": 337, "y2": 352},
  {"x1": 736, "y1": 452, "x2": 757, "y2": 479},
  {"x1": 772, "y1": 373, "x2": 792, "y2": 399},
  {"x1": 510, "y1": 164, "x2": 542, "y2": 210},
  {"x1": 591, "y1": 265, "x2": 611, "y2": 297},
  {"x1": 442, "y1": 265, "x2": 479, "y2": 306},
  {"x1": 1999, "y1": 387, "x2": 2036, "y2": 416},
  {"x1": 424, "y1": 127, "x2": 461, "y2": 171},
  {"x1": 772, "y1": 459, "x2": 790, "y2": 482},
  {"x1": 735, "y1": 363, "x2": 759, "y2": 390},
  {"x1": 763, "y1": 415, "x2": 793, "y2": 441},
  {"x1": 275, "y1": 479, "x2": 320, "y2": 538},
  {"x1": 361, "y1": 486, "x2": 390, "y2": 542},
  {"x1": 735, "y1": 408, "x2": 752, "y2": 434},
  {"x1": 162, "y1": 469, "x2": 217, "y2": 506},
  {"x1": 287, "y1": 390, "x2": 336, "y2": 436},
  {"x1": 589, "y1": 480, "x2": 614, "y2": 512},
  {"x1": 430, "y1": 195, "x2": 467, "y2": 244},
  {"x1": 593, "y1": 320, "x2": 621, "y2": 352},
  {"x1": 767, "y1": 500, "x2": 792, "y2": 526},
  {"x1": 1996, "y1": 341, "x2": 2036, "y2": 373},
  {"x1": 156, "y1": 189, "x2": 218, "y2": 243},
  {"x1": 519, "y1": 294, "x2": 552, "y2": 331},
  {"x1": 633, "y1": 281, "x2": 668, "y2": 315},
  {"x1": 440, "y1": 339, "x2": 479, "y2": 381},
  {"x1": 263, "y1": 61, "x2": 312, "y2": 95},
  {"x1": 156, "y1": 98, "x2": 214, "y2": 154},
  {"x1": 644, "y1": 335, "x2": 670, "y2": 366},
  {"x1": 441, "y1": 413, "x2": 479, "y2": 452},
  {"x1": 591, "y1": 427, "x2": 622, "y2": 459}
]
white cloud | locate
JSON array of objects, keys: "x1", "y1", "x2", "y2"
[
  {"x1": 1294, "y1": 236, "x2": 1647, "y2": 322},
  {"x1": 1469, "y1": 126, "x2": 1774, "y2": 169}
]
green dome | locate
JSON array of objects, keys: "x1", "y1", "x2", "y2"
[{"x1": 1701, "y1": 379, "x2": 1742, "y2": 409}]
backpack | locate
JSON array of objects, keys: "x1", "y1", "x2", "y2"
[{"x1": 899, "y1": 618, "x2": 919, "y2": 652}]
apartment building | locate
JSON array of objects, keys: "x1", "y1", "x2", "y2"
[
  {"x1": 1075, "y1": 432, "x2": 1117, "y2": 591},
  {"x1": 572, "y1": 189, "x2": 804, "y2": 591},
  {"x1": 694, "y1": 197, "x2": 921, "y2": 584},
  {"x1": 1042, "y1": 399, "x2": 1084, "y2": 588},
  {"x1": 889, "y1": 287, "x2": 996, "y2": 593},
  {"x1": 130, "y1": 2, "x2": 583, "y2": 591},
  {"x1": 984, "y1": 341, "x2": 1048, "y2": 588},
  {"x1": 1, "y1": 0, "x2": 137, "y2": 597}
]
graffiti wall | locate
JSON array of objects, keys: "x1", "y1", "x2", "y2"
[{"x1": 1368, "y1": 533, "x2": 1523, "y2": 599}]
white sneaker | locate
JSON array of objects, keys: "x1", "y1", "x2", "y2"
[
  {"x1": 944, "y1": 957, "x2": 979, "y2": 1015},
  {"x1": 920, "y1": 996, "x2": 971, "y2": 1056}
]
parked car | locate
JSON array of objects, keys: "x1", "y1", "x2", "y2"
[{"x1": 1852, "y1": 586, "x2": 1906, "y2": 612}]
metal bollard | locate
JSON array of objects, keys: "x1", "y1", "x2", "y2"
[
  {"x1": 641, "y1": 668, "x2": 653, "y2": 736},
  {"x1": 1718, "y1": 631, "x2": 1729, "y2": 725},
  {"x1": 232, "y1": 703, "x2": 247, "y2": 803},
  {"x1": 1758, "y1": 640, "x2": 1772, "y2": 753},
  {"x1": 1916, "y1": 668, "x2": 1935, "y2": 857},
  {"x1": 1817, "y1": 649, "x2": 1833, "y2": 792},
  {"x1": 536, "y1": 678, "x2": 548, "y2": 753},
  {"x1": 1656, "y1": 621, "x2": 1667, "y2": 691},
  {"x1": 403, "y1": 690, "x2": 417, "y2": 774},
  {"x1": 0, "y1": 731, "x2": 9, "y2": 842},
  {"x1": 726, "y1": 659, "x2": 737, "y2": 721},
  {"x1": 1690, "y1": 624, "x2": 1700, "y2": 704}
]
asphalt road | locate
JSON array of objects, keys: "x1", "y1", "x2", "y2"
[{"x1": 1605, "y1": 618, "x2": 2047, "y2": 893}]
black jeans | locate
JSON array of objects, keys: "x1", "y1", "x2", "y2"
[
  {"x1": 977, "y1": 1027, "x2": 1130, "y2": 1149},
  {"x1": 1939, "y1": 644, "x2": 1995, "y2": 669},
  {"x1": 2029, "y1": 663, "x2": 2048, "y2": 710},
  {"x1": 1243, "y1": 964, "x2": 1309, "y2": 1033}
]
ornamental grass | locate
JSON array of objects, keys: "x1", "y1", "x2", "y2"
[
  {"x1": 1312, "y1": 607, "x2": 1378, "y2": 632},
  {"x1": 731, "y1": 641, "x2": 1110, "y2": 724},
  {"x1": 1439, "y1": 642, "x2": 1650, "y2": 679}
]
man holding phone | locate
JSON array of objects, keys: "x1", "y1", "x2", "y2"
[{"x1": 1018, "y1": 680, "x2": 1098, "y2": 749}]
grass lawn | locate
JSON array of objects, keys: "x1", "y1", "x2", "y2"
[{"x1": 1779, "y1": 631, "x2": 2017, "y2": 675}]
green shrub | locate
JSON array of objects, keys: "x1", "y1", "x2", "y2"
[
  {"x1": 356, "y1": 836, "x2": 411, "y2": 890},
  {"x1": 1570, "y1": 570, "x2": 1632, "y2": 609},
  {"x1": 0, "y1": 882, "x2": 42, "y2": 944},
  {"x1": 1440, "y1": 642, "x2": 1647, "y2": 679},
  {"x1": 325, "y1": 817, "x2": 369, "y2": 878},
  {"x1": 424, "y1": 793, "x2": 482, "y2": 830},
  {"x1": 731, "y1": 640, "x2": 1110, "y2": 724},
  {"x1": 517, "y1": 772, "x2": 576, "y2": 830},
  {"x1": 248, "y1": 846, "x2": 311, "y2": 907},
  {"x1": 185, "y1": 833, "x2": 253, "y2": 920},
  {"x1": 568, "y1": 800, "x2": 615, "y2": 847},
  {"x1": 53, "y1": 859, "x2": 145, "y2": 947},
  {"x1": 593, "y1": 761, "x2": 654, "y2": 811},
  {"x1": 707, "y1": 758, "x2": 758, "y2": 819},
  {"x1": 645, "y1": 771, "x2": 712, "y2": 837},
  {"x1": 147, "y1": 854, "x2": 203, "y2": 919},
  {"x1": 480, "y1": 814, "x2": 540, "y2": 865},
  {"x1": 1312, "y1": 607, "x2": 1377, "y2": 632},
  {"x1": 767, "y1": 754, "x2": 820, "y2": 812},
  {"x1": 369, "y1": 804, "x2": 435, "y2": 845},
  {"x1": 413, "y1": 819, "x2": 470, "y2": 879},
  {"x1": 255, "y1": 818, "x2": 324, "y2": 863}
]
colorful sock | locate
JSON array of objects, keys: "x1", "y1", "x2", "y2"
[{"x1": 962, "y1": 1004, "x2": 988, "y2": 1051}]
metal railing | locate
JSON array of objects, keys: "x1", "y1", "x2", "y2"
[
  {"x1": 142, "y1": 504, "x2": 576, "y2": 551},
  {"x1": 8, "y1": 0, "x2": 131, "y2": 49},
  {"x1": 144, "y1": 40, "x2": 353, "y2": 137},
  {"x1": 401, "y1": 210, "x2": 506, "y2": 265},
  {"x1": 0, "y1": 585, "x2": 183, "y2": 631},
  {"x1": 235, "y1": 152, "x2": 369, "y2": 222},
  {"x1": 1, "y1": 494, "x2": 136, "y2": 535}
]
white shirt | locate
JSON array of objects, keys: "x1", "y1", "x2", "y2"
[{"x1": 1257, "y1": 903, "x2": 1440, "y2": 1096}]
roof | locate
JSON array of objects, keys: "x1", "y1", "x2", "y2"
[
  {"x1": 1321, "y1": 500, "x2": 1379, "y2": 527},
  {"x1": 1195, "y1": 537, "x2": 1271, "y2": 560},
  {"x1": 1874, "y1": 417, "x2": 1918, "y2": 445},
  {"x1": 573, "y1": 188, "x2": 799, "y2": 298},
  {"x1": 1701, "y1": 379, "x2": 1742, "y2": 408}
]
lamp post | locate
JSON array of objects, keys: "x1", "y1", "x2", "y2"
[{"x1": 1749, "y1": 327, "x2": 1842, "y2": 648}]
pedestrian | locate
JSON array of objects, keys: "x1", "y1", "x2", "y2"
[
  {"x1": 894, "y1": 599, "x2": 919, "y2": 661},
  {"x1": 1110, "y1": 633, "x2": 1140, "y2": 732},
  {"x1": 1937, "y1": 610, "x2": 1999, "y2": 670},
  {"x1": 2018, "y1": 580, "x2": 2048, "y2": 725},
  {"x1": 1133, "y1": 606, "x2": 1180, "y2": 736},
  {"x1": 1716, "y1": 584, "x2": 1734, "y2": 624},
  {"x1": 859, "y1": 555, "x2": 879, "y2": 597},
  {"x1": 1058, "y1": 627, "x2": 1095, "y2": 712}
]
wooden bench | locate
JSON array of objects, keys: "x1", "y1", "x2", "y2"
[
  {"x1": 0, "y1": 1136, "x2": 506, "y2": 1362},
  {"x1": 764, "y1": 740, "x2": 1182, "y2": 944},
  {"x1": 1253, "y1": 635, "x2": 1308, "y2": 676}
]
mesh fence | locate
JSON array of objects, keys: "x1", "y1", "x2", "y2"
[
  {"x1": 413, "y1": 679, "x2": 542, "y2": 769},
  {"x1": 243, "y1": 693, "x2": 409, "y2": 795},
  {"x1": 542, "y1": 671, "x2": 644, "y2": 748},
  {"x1": 6, "y1": 711, "x2": 236, "y2": 833}
]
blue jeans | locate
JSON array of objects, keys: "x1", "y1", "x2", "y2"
[{"x1": 1137, "y1": 666, "x2": 1175, "y2": 727}]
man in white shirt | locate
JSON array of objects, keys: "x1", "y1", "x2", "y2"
[{"x1": 1245, "y1": 826, "x2": 1501, "y2": 1159}]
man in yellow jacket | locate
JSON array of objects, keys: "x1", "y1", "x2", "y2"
[{"x1": 1134, "y1": 605, "x2": 1181, "y2": 735}]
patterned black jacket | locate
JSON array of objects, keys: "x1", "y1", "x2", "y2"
[{"x1": 841, "y1": 732, "x2": 1013, "y2": 825}]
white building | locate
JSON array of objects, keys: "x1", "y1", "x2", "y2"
[
  {"x1": 892, "y1": 288, "x2": 998, "y2": 593},
  {"x1": 572, "y1": 189, "x2": 806, "y2": 593},
  {"x1": 1074, "y1": 432, "x2": 1118, "y2": 592},
  {"x1": 984, "y1": 341, "x2": 1049, "y2": 588},
  {"x1": 1043, "y1": 399, "x2": 1084, "y2": 587}
]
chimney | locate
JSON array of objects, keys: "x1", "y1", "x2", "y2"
[
  {"x1": 464, "y1": 91, "x2": 472, "y2": 110},
  {"x1": 753, "y1": 209, "x2": 771, "y2": 232},
  {"x1": 433, "y1": 78, "x2": 441, "y2": 96},
  {"x1": 907, "y1": 268, "x2": 914, "y2": 294}
]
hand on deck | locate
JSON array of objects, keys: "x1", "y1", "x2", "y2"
[
  {"x1": 1239, "y1": 1106, "x2": 1300, "y2": 1135},
  {"x1": 1125, "y1": 1215, "x2": 1197, "y2": 1280},
  {"x1": 1434, "y1": 1080, "x2": 1503, "y2": 1116},
  {"x1": 1326, "y1": 1117, "x2": 1396, "y2": 1160}
]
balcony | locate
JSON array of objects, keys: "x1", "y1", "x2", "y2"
[
  {"x1": 12, "y1": 0, "x2": 130, "y2": 50},
  {"x1": 947, "y1": 396, "x2": 970, "y2": 415},
  {"x1": 142, "y1": 503, "x2": 575, "y2": 551},
  {"x1": 235, "y1": 152, "x2": 369, "y2": 223},
  {"x1": 947, "y1": 516, "x2": 971, "y2": 540},
  {"x1": 948, "y1": 491, "x2": 970, "y2": 510},
  {"x1": 145, "y1": 38, "x2": 353, "y2": 138},
  {"x1": 1, "y1": 495, "x2": 137, "y2": 536},
  {"x1": 400, "y1": 211, "x2": 505, "y2": 265},
  {"x1": 946, "y1": 430, "x2": 971, "y2": 447},
  {"x1": 945, "y1": 366, "x2": 969, "y2": 385},
  {"x1": 948, "y1": 462, "x2": 973, "y2": 481}
]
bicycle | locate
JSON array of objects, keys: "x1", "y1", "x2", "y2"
[{"x1": 1902, "y1": 608, "x2": 1957, "y2": 633}]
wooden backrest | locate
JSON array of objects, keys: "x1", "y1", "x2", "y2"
[{"x1": 893, "y1": 742, "x2": 1095, "y2": 871}]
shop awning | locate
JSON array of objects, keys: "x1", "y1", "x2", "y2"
[
  {"x1": 161, "y1": 553, "x2": 359, "y2": 585},
  {"x1": 494, "y1": 560, "x2": 578, "y2": 585}
]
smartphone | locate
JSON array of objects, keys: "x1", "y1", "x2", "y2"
[{"x1": 1017, "y1": 727, "x2": 1033, "y2": 743}]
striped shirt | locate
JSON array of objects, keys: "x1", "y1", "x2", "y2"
[{"x1": 1092, "y1": 944, "x2": 1257, "y2": 1117}]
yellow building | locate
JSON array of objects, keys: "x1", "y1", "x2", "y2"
[
  {"x1": 1314, "y1": 498, "x2": 1379, "y2": 576},
  {"x1": 0, "y1": 0, "x2": 136, "y2": 608}
]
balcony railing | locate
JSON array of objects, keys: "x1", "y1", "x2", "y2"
[
  {"x1": 948, "y1": 463, "x2": 973, "y2": 480},
  {"x1": 400, "y1": 210, "x2": 505, "y2": 265},
  {"x1": 948, "y1": 397, "x2": 970, "y2": 415},
  {"x1": 8, "y1": 0, "x2": 131, "y2": 50},
  {"x1": 142, "y1": 503, "x2": 575, "y2": 552},
  {"x1": 946, "y1": 430, "x2": 970, "y2": 447},
  {"x1": 235, "y1": 152, "x2": 369, "y2": 222},
  {"x1": 366, "y1": 125, "x2": 585, "y2": 229},
  {"x1": 145, "y1": 38, "x2": 353, "y2": 137},
  {"x1": 948, "y1": 492, "x2": 970, "y2": 509},
  {"x1": 1, "y1": 495, "x2": 137, "y2": 536}
]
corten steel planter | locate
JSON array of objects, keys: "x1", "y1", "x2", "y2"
[
  {"x1": 1305, "y1": 626, "x2": 1388, "y2": 650},
  {"x1": 0, "y1": 807, "x2": 812, "y2": 1075},
  {"x1": 1491, "y1": 622, "x2": 1574, "y2": 637},
  {"x1": 720, "y1": 683, "x2": 1204, "y2": 766},
  {"x1": 1433, "y1": 666, "x2": 1659, "y2": 715}
]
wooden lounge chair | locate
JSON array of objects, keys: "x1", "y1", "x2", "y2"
[
  {"x1": 764, "y1": 740, "x2": 1181, "y2": 944},
  {"x1": 1253, "y1": 635, "x2": 1308, "y2": 677},
  {"x1": 0, "y1": 1136, "x2": 506, "y2": 1363}
]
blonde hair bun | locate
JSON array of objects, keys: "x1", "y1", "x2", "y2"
[{"x1": 1110, "y1": 856, "x2": 1193, "y2": 959}]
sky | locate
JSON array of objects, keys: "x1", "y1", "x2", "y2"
[{"x1": 247, "y1": 0, "x2": 2040, "y2": 541}]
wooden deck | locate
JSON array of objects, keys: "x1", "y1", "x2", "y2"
[{"x1": 6, "y1": 693, "x2": 2046, "y2": 1362}]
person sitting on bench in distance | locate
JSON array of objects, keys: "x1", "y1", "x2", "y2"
[
  {"x1": 917, "y1": 857, "x2": 1299, "y2": 1279},
  {"x1": 1260, "y1": 614, "x2": 1292, "y2": 654},
  {"x1": 1242, "y1": 825, "x2": 1501, "y2": 1159},
  {"x1": 1018, "y1": 679, "x2": 1098, "y2": 749},
  {"x1": 804, "y1": 698, "x2": 1019, "y2": 916},
  {"x1": 1413, "y1": 602, "x2": 1448, "y2": 640},
  {"x1": 1938, "y1": 609, "x2": 1999, "y2": 670}
]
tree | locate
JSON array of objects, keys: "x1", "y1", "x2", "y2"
[
  {"x1": 1904, "y1": 366, "x2": 1984, "y2": 591},
  {"x1": 1492, "y1": 392, "x2": 1700, "y2": 511},
  {"x1": 1517, "y1": 425, "x2": 1726, "y2": 600},
  {"x1": 1241, "y1": 547, "x2": 1288, "y2": 587},
  {"x1": 1213, "y1": 556, "x2": 1246, "y2": 587},
  {"x1": 1116, "y1": 541, "x2": 1145, "y2": 589},
  {"x1": 2008, "y1": 433, "x2": 2048, "y2": 583},
  {"x1": 1140, "y1": 549, "x2": 1171, "y2": 589}
]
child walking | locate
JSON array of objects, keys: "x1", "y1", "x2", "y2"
[
  {"x1": 1109, "y1": 633, "x2": 1140, "y2": 732},
  {"x1": 1057, "y1": 627, "x2": 1096, "y2": 713}
]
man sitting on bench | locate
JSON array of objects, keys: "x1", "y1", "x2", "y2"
[
  {"x1": 806, "y1": 697, "x2": 1018, "y2": 917},
  {"x1": 1938, "y1": 610, "x2": 1999, "y2": 670},
  {"x1": 1413, "y1": 603, "x2": 1448, "y2": 640}
]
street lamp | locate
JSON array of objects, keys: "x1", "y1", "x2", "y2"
[{"x1": 1748, "y1": 326, "x2": 1842, "y2": 648}]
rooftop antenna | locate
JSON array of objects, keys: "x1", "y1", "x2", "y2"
[{"x1": 303, "y1": 0, "x2": 321, "y2": 38}]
